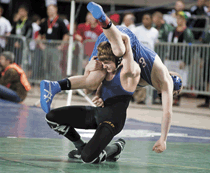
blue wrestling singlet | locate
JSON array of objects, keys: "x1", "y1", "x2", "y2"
[
  {"x1": 101, "y1": 66, "x2": 134, "y2": 102},
  {"x1": 89, "y1": 26, "x2": 157, "y2": 86}
]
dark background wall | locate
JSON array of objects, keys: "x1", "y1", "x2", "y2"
[{"x1": 1, "y1": 0, "x2": 172, "y2": 25}]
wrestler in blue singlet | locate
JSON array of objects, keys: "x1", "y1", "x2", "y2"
[
  {"x1": 101, "y1": 66, "x2": 134, "y2": 102},
  {"x1": 90, "y1": 25, "x2": 157, "y2": 86}
]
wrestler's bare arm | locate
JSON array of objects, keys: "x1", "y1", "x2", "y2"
[
  {"x1": 67, "y1": 57, "x2": 106, "y2": 91},
  {"x1": 120, "y1": 34, "x2": 140, "y2": 92},
  {"x1": 151, "y1": 57, "x2": 173, "y2": 152}
]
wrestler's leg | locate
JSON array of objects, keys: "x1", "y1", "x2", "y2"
[{"x1": 87, "y1": 2, "x2": 125, "y2": 57}]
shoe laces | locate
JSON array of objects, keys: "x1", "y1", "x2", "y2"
[{"x1": 44, "y1": 82, "x2": 52, "y2": 103}]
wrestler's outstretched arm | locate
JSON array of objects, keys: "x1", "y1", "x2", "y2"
[{"x1": 151, "y1": 64, "x2": 173, "y2": 153}]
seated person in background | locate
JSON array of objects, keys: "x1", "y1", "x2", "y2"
[{"x1": 0, "y1": 52, "x2": 31, "y2": 103}]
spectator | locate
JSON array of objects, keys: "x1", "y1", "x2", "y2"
[
  {"x1": 152, "y1": 11, "x2": 174, "y2": 42},
  {"x1": 0, "y1": 5, "x2": 12, "y2": 53},
  {"x1": 133, "y1": 13, "x2": 158, "y2": 105},
  {"x1": 164, "y1": 0, "x2": 190, "y2": 27},
  {"x1": 197, "y1": 29, "x2": 210, "y2": 108},
  {"x1": 59, "y1": 14, "x2": 70, "y2": 27},
  {"x1": 39, "y1": 4, "x2": 69, "y2": 41},
  {"x1": 75, "y1": 12, "x2": 103, "y2": 42},
  {"x1": 11, "y1": 5, "x2": 33, "y2": 65},
  {"x1": 167, "y1": 11, "x2": 194, "y2": 106},
  {"x1": 38, "y1": 4, "x2": 69, "y2": 80},
  {"x1": 191, "y1": 0, "x2": 209, "y2": 15},
  {"x1": 75, "y1": 12, "x2": 103, "y2": 72},
  {"x1": 134, "y1": 13, "x2": 159, "y2": 51},
  {"x1": 0, "y1": 51, "x2": 31, "y2": 103},
  {"x1": 121, "y1": 13, "x2": 136, "y2": 32},
  {"x1": 109, "y1": 13, "x2": 121, "y2": 25},
  {"x1": 29, "y1": 14, "x2": 43, "y2": 80},
  {"x1": 190, "y1": 0, "x2": 209, "y2": 40},
  {"x1": 167, "y1": 12, "x2": 194, "y2": 46},
  {"x1": 31, "y1": 14, "x2": 41, "y2": 49},
  {"x1": 11, "y1": 13, "x2": 20, "y2": 29}
]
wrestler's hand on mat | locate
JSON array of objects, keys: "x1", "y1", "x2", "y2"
[
  {"x1": 152, "y1": 138, "x2": 166, "y2": 153},
  {"x1": 92, "y1": 96, "x2": 104, "y2": 107},
  {"x1": 86, "y1": 56, "x2": 103, "y2": 72}
]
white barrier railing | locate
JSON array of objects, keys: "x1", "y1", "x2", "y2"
[{"x1": 1, "y1": 36, "x2": 209, "y2": 96}]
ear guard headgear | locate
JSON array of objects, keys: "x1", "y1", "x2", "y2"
[
  {"x1": 171, "y1": 75, "x2": 182, "y2": 91},
  {"x1": 115, "y1": 56, "x2": 123, "y2": 68}
]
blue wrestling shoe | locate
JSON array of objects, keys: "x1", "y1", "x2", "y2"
[
  {"x1": 40, "y1": 80, "x2": 61, "y2": 113},
  {"x1": 87, "y1": 2, "x2": 106, "y2": 22},
  {"x1": 107, "y1": 138, "x2": 126, "y2": 162}
]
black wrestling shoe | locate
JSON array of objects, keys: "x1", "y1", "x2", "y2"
[
  {"x1": 106, "y1": 138, "x2": 126, "y2": 162},
  {"x1": 68, "y1": 144, "x2": 86, "y2": 159},
  {"x1": 68, "y1": 149, "x2": 82, "y2": 159}
]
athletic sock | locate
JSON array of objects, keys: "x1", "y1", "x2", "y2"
[
  {"x1": 57, "y1": 78, "x2": 71, "y2": 90},
  {"x1": 98, "y1": 17, "x2": 112, "y2": 29},
  {"x1": 104, "y1": 144, "x2": 118, "y2": 158},
  {"x1": 73, "y1": 139, "x2": 86, "y2": 150}
]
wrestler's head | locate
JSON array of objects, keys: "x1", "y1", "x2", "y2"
[
  {"x1": 97, "y1": 41, "x2": 122, "y2": 73},
  {"x1": 169, "y1": 71, "x2": 183, "y2": 96}
]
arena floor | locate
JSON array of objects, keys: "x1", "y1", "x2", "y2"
[{"x1": 0, "y1": 90, "x2": 210, "y2": 173}]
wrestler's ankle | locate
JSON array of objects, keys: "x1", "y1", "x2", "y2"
[{"x1": 98, "y1": 17, "x2": 112, "y2": 29}]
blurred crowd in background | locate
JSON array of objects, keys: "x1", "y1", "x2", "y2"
[{"x1": 0, "y1": 0, "x2": 209, "y2": 108}]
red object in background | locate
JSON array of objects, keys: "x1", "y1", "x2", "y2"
[
  {"x1": 83, "y1": 41, "x2": 96, "y2": 57},
  {"x1": 76, "y1": 23, "x2": 102, "y2": 42},
  {"x1": 110, "y1": 13, "x2": 120, "y2": 24}
]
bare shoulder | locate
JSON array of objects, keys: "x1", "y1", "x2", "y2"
[{"x1": 151, "y1": 55, "x2": 172, "y2": 91}]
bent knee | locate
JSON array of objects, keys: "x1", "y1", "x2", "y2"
[
  {"x1": 81, "y1": 151, "x2": 91, "y2": 163},
  {"x1": 114, "y1": 49, "x2": 125, "y2": 57},
  {"x1": 111, "y1": 45, "x2": 125, "y2": 57},
  {"x1": 46, "y1": 110, "x2": 56, "y2": 122},
  {"x1": 86, "y1": 71, "x2": 106, "y2": 90},
  {"x1": 81, "y1": 150, "x2": 107, "y2": 164}
]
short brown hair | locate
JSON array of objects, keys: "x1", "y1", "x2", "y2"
[
  {"x1": 1, "y1": 51, "x2": 15, "y2": 63},
  {"x1": 97, "y1": 41, "x2": 116, "y2": 62},
  {"x1": 152, "y1": 11, "x2": 163, "y2": 19}
]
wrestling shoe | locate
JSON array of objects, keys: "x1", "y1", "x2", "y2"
[
  {"x1": 106, "y1": 138, "x2": 126, "y2": 162},
  {"x1": 68, "y1": 149, "x2": 82, "y2": 159},
  {"x1": 87, "y1": 2, "x2": 106, "y2": 22},
  {"x1": 40, "y1": 80, "x2": 61, "y2": 113},
  {"x1": 68, "y1": 144, "x2": 86, "y2": 159}
]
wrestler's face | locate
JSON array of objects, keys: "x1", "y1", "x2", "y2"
[{"x1": 101, "y1": 60, "x2": 116, "y2": 73}]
